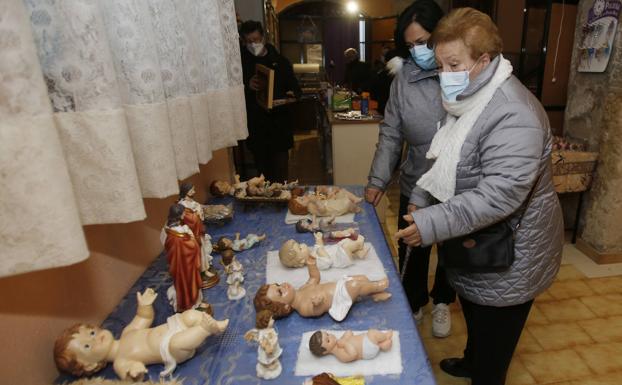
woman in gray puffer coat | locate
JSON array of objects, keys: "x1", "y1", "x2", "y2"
[{"x1": 397, "y1": 8, "x2": 563, "y2": 385}]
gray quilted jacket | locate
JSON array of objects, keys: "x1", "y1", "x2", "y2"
[
  {"x1": 367, "y1": 59, "x2": 445, "y2": 200},
  {"x1": 411, "y1": 57, "x2": 564, "y2": 307}
]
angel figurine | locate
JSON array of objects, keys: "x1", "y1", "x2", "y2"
[
  {"x1": 279, "y1": 232, "x2": 369, "y2": 270},
  {"x1": 222, "y1": 250, "x2": 246, "y2": 300},
  {"x1": 244, "y1": 310, "x2": 283, "y2": 380}
]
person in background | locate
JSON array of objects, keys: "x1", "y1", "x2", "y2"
[
  {"x1": 240, "y1": 20, "x2": 301, "y2": 182},
  {"x1": 343, "y1": 48, "x2": 373, "y2": 94},
  {"x1": 370, "y1": 48, "x2": 399, "y2": 115},
  {"x1": 397, "y1": 8, "x2": 563, "y2": 385},
  {"x1": 365, "y1": 0, "x2": 455, "y2": 338}
]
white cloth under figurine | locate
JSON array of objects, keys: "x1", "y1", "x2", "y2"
[
  {"x1": 159, "y1": 314, "x2": 185, "y2": 377},
  {"x1": 328, "y1": 276, "x2": 354, "y2": 322},
  {"x1": 362, "y1": 335, "x2": 381, "y2": 360},
  {"x1": 266, "y1": 244, "x2": 386, "y2": 289},
  {"x1": 313, "y1": 241, "x2": 358, "y2": 271},
  {"x1": 295, "y1": 331, "x2": 403, "y2": 377}
]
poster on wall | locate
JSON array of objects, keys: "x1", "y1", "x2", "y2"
[{"x1": 578, "y1": 0, "x2": 621, "y2": 72}]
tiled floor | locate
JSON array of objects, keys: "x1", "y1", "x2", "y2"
[{"x1": 379, "y1": 181, "x2": 622, "y2": 385}]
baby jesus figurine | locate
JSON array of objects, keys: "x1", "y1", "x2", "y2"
[
  {"x1": 279, "y1": 232, "x2": 369, "y2": 270},
  {"x1": 54, "y1": 288, "x2": 229, "y2": 380},
  {"x1": 254, "y1": 255, "x2": 391, "y2": 321},
  {"x1": 308, "y1": 329, "x2": 394, "y2": 363},
  {"x1": 295, "y1": 215, "x2": 336, "y2": 233},
  {"x1": 289, "y1": 190, "x2": 362, "y2": 217},
  {"x1": 215, "y1": 233, "x2": 266, "y2": 253}
]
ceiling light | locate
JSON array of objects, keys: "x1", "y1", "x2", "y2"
[{"x1": 346, "y1": 1, "x2": 359, "y2": 14}]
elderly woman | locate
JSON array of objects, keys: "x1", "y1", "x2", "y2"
[
  {"x1": 366, "y1": 0, "x2": 455, "y2": 338},
  {"x1": 396, "y1": 8, "x2": 563, "y2": 385}
]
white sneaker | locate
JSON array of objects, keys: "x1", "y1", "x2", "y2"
[
  {"x1": 432, "y1": 303, "x2": 451, "y2": 338},
  {"x1": 413, "y1": 308, "x2": 423, "y2": 325}
]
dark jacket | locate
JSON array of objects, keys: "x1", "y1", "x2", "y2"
[
  {"x1": 344, "y1": 59, "x2": 372, "y2": 93},
  {"x1": 241, "y1": 43, "x2": 301, "y2": 152}
]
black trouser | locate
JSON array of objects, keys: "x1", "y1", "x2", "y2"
[
  {"x1": 251, "y1": 149, "x2": 289, "y2": 183},
  {"x1": 398, "y1": 194, "x2": 455, "y2": 312},
  {"x1": 460, "y1": 296, "x2": 533, "y2": 385}
]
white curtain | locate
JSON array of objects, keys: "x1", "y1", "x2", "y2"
[{"x1": 0, "y1": 0, "x2": 247, "y2": 277}]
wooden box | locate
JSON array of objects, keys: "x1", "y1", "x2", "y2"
[
  {"x1": 551, "y1": 150, "x2": 599, "y2": 193},
  {"x1": 255, "y1": 64, "x2": 275, "y2": 110}
]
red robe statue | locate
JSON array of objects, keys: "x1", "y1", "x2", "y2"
[{"x1": 164, "y1": 228, "x2": 202, "y2": 312}]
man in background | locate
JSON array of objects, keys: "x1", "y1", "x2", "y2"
[
  {"x1": 240, "y1": 21, "x2": 301, "y2": 182},
  {"x1": 343, "y1": 48, "x2": 372, "y2": 93}
]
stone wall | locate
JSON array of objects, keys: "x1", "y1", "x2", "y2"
[{"x1": 565, "y1": 0, "x2": 622, "y2": 258}]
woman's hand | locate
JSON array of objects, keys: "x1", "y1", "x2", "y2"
[
  {"x1": 364, "y1": 186, "x2": 384, "y2": 207},
  {"x1": 395, "y1": 214, "x2": 422, "y2": 247}
]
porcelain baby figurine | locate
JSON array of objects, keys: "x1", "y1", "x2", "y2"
[
  {"x1": 308, "y1": 329, "x2": 394, "y2": 363},
  {"x1": 244, "y1": 310, "x2": 283, "y2": 380},
  {"x1": 295, "y1": 215, "x2": 336, "y2": 233},
  {"x1": 254, "y1": 254, "x2": 391, "y2": 321},
  {"x1": 222, "y1": 250, "x2": 246, "y2": 300},
  {"x1": 216, "y1": 233, "x2": 266, "y2": 252},
  {"x1": 279, "y1": 232, "x2": 369, "y2": 270},
  {"x1": 289, "y1": 194, "x2": 361, "y2": 217},
  {"x1": 315, "y1": 186, "x2": 363, "y2": 204},
  {"x1": 54, "y1": 288, "x2": 229, "y2": 380}
]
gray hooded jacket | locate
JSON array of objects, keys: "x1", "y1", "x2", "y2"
[
  {"x1": 367, "y1": 59, "x2": 445, "y2": 201},
  {"x1": 411, "y1": 57, "x2": 564, "y2": 307}
]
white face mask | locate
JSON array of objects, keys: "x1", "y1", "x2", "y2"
[
  {"x1": 439, "y1": 57, "x2": 481, "y2": 102},
  {"x1": 248, "y1": 42, "x2": 265, "y2": 56}
]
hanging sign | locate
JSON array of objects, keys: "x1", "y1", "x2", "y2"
[{"x1": 578, "y1": 0, "x2": 621, "y2": 72}]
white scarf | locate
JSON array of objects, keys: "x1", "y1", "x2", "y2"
[{"x1": 416, "y1": 55, "x2": 513, "y2": 202}]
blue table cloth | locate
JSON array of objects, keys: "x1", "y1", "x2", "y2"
[{"x1": 58, "y1": 187, "x2": 436, "y2": 385}]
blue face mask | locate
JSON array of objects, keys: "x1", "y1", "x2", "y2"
[
  {"x1": 409, "y1": 44, "x2": 437, "y2": 70},
  {"x1": 439, "y1": 59, "x2": 480, "y2": 102}
]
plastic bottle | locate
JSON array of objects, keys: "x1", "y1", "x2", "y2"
[{"x1": 360, "y1": 92, "x2": 370, "y2": 115}]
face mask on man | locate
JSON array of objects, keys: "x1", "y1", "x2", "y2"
[
  {"x1": 248, "y1": 42, "x2": 265, "y2": 56},
  {"x1": 439, "y1": 57, "x2": 481, "y2": 102},
  {"x1": 409, "y1": 44, "x2": 436, "y2": 71}
]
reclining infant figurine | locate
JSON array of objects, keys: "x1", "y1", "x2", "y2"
[
  {"x1": 279, "y1": 232, "x2": 369, "y2": 270},
  {"x1": 54, "y1": 288, "x2": 229, "y2": 380},
  {"x1": 254, "y1": 254, "x2": 391, "y2": 322},
  {"x1": 308, "y1": 329, "x2": 394, "y2": 363}
]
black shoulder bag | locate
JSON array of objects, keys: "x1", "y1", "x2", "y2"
[{"x1": 438, "y1": 174, "x2": 542, "y2": 272}]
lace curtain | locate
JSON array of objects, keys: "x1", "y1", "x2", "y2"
[{"x1": 0, "y1": 0, "x2": 247, "y2": 278}]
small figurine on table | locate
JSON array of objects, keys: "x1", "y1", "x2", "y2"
[
  {"x1": 54, "y1": 288, "x2": 229, "y2": 380},
  {"x1": 279, "y1": 232, "x2": 370, "y2": 270},
  {"x1": 244, "y1": 310, "x2": 283, "y2": 380},
  {"x1": 162, "y1": 204, "x2": 208, "y2": 312},
  {"x1": 254, "y1": 254, "x2": 391, "y2": 321},
  {"x1": 215, "y1": 233, "x2": 266, "y2": 253},
  {"x1": 295, "y1": 215, "x2": 336, "y2": 233},
  {"x1": 308, "y1": 329, "x2": 394, "y2": 363},
  {"x1": 288, "y1": 193, "x2": 361, "y2": 217},
  {"x1": 177, "y1": 183, "x2": 219, "y2": 289},
  {"x1": 210, "y1": 175, "x2": 248, "y2": 198},
  {"x1": 222, "y1": 250, "x2": 246, "y2": 300}
]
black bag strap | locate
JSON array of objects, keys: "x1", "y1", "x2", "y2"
[{"x1": 515, "y1": 171, "x2": 543, "y2": 232}]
